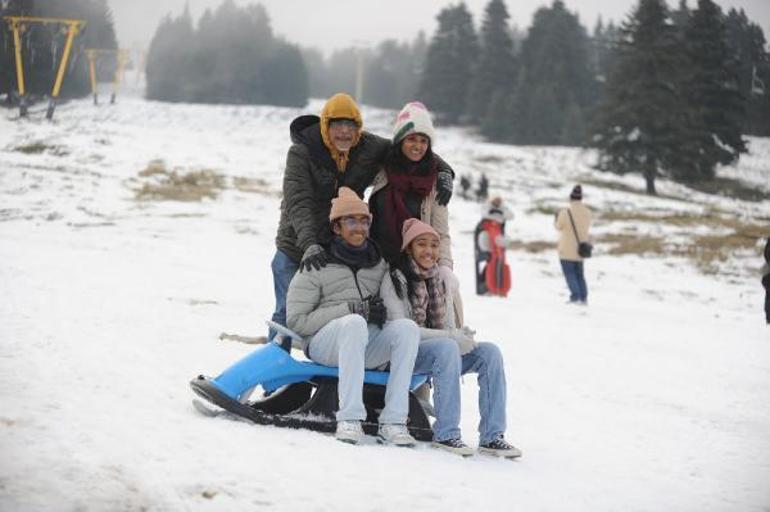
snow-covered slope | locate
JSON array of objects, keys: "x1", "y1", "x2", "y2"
[{"x1": 1, "y1": 91, "x2": 768, "y2": 512}]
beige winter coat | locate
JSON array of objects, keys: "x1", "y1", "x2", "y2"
[
  {"x1": 370, "y1": 169, "x2": 453, "y2": 268},
  {"x1": 555, "y1": 200, "x2": 592, "y2": 261}
]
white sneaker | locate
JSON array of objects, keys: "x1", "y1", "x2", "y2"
[
  {"x1": 335, "y1": 420, "x2": 364, "y2": 445},
  {"x1": 377, "y1": 424, "x2": 416, "y2": 447},
  {"x1": 432, "y1": 438, "x2": 475, "y2": 457}
]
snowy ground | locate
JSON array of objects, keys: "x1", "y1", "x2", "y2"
[{"x1": 1, "y1": 86, "x2": 769, "y2": 512}]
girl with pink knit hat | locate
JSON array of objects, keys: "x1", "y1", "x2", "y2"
[{"x1": 379, "y1": 218, "x2": 522, "y2": 459}]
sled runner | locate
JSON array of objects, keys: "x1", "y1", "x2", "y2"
[{"x1": 190, "y1": 321, "x2": 433, "y2": 441}]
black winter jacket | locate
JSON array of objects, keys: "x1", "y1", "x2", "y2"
[{"x1": 275, "y1": 115, "x2": 391, "y2": 262}]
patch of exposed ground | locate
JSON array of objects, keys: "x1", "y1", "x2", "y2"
[
  {"x1": 131, "y1": 160, "x2": 277, "y2": 202},
  {"x1": 12, "y1": 142, "x2": 70, "y2": 156},
  {"x1": 133, "y1": 160, "x2": 225, "y2": 202}
]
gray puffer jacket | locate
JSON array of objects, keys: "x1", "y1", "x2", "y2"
[{"x1": 286, "y1": 243, "x2": 388, "y2": 347}]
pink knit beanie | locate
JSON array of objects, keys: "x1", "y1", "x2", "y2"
[
  {"x1": 329, "y1": 187, "x2": 371, "y2": 222},
  {"x1": 401, "y1": 218, "x2": 439, "y2": 251}
]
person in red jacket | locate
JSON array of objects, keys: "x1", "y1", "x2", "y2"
[{"x1": 474, "y1": 197, "x2": 513, "y2": 296}]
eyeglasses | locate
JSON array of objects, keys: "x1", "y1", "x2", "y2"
[
  {"x1": 340, "y1": 216, "x2": 371, "y2": 230},
  {"x1": 329, "y1": 119, "x2": 358, "y2": 131}
]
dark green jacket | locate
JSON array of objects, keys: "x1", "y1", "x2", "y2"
[{"x1": 275, "y1": 115, "x2": 391, "y2": 262}]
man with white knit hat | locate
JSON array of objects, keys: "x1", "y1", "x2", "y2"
[{"x1": 286, "y1": 187, "x2": 421, "y2": 446}]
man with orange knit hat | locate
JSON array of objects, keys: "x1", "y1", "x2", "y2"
[
  {"x1": 268, "y1": 93, "x2": 455, "y2": 341},
  {"x1": 286, "y1": 187, "x2": 421, "y2": 446}
]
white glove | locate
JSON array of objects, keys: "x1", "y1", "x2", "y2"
[{"x1": 450, "y1": 326, "x2": 477, "y2": 355}]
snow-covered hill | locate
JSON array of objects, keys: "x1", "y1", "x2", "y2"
[{"x1": 1, "y1": 91, "x2": 768, "y2": 512}]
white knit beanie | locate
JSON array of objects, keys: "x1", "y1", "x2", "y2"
[{"x1": 392, "y1": 102, "x2": 436, "y2": 146}]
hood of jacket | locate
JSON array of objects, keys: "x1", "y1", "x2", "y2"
[{"x1": 289, "y1": 115, "x2": 340, "y2": 174}]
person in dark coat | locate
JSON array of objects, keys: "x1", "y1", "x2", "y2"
[
  {"x1": 268, "y1": 93, "x2": 455, "y2": 341},
  {"x1": 762, "y1": 238, "x2": 770, "y2": 324},
  {"x1": 476, "y1": 173, "x2": 489, "y2": 202}
]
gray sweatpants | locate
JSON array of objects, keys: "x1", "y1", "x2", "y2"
[{"x1": 308, "y1": 314, "x2": 419, "y2": 424}]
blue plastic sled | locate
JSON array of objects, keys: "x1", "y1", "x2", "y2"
[{"x1": 190, "y1": 321, "x2": 433, "y2": 440}]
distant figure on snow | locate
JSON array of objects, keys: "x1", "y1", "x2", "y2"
[
  {"x1": 554, "y1": 185, "x2": 592, "y2": 305},
  {"x1": 474, "y1": 197, "x2": 513, "y2": 297},
  {"x1": 460, "y1": 174, "x2": 471, "y2": 200},
  {"x1": 476, "y1": 173, "x2": 489, "y2": 202},
  {"x1": 762, "y1": 238, "x2": 770, "y2": 324}
]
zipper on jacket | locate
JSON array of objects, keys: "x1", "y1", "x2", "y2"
[{"x1": 350, "y1": 266, "x2": 365, "y2": 299}]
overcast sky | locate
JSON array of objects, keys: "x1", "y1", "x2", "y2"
[{"x1": 113, "y1": 0, "x2": 770, "y2": 54}]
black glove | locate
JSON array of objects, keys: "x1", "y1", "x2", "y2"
[
  {"x1": 348, "y1": 296, "x2": 387, "y2": 328},
  {"x1": 436, "y1": 168, "x2": 454, "y2": 206},
  {"x1": 300, "y1": 244, "x2": 330, "y2": 272}
]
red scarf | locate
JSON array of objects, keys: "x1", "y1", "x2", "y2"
[{"x1": 382, "y1": 166, "x2": 437, "y2": 253}]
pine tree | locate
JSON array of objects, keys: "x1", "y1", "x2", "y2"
[
  {"x1": 679, "y1": 0, "x2": 746, "y2": 179},
  {"x1": 592, "y1": 0, "x2": 688, "y2": 194},
  {"x1": 146, "y1": 9, "x2": 194, "y2": 102},
  {"x1": 725, "y1": 8, "x2": 769, "y2": 136},
  {"x1": 419, "y1": 3, "x2": 478, "y2": 123},
  {"x1": 508, "y1": 0, "x2": 594, "y2": 145},
  {"x1": 671, "y1": 0, "x2": 690, "y2": 33},
  {"x1": 262, "y1": 41, "x2": 307, "y2": 107},
  {"x1": 468, "y1": 0, "x2": 516, "y2": 125},
  {"x1": 145, "y1": 1, "x2": 308, "y2": 106}
]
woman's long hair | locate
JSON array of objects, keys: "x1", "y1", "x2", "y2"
[{"x1": 389, "y1": 252, "x2": 420, "y2": 301}]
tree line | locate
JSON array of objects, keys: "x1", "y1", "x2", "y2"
[
  {"x1": 3, "y1": 0, "x2": 767, "y2": 194},
  {"x1": 0, "y1": 0, "x2": 118, "y2": 101},
  {"x1": 145, "y1": 0, "x2": 307, "y2": 106},
  {"x1": 146, "y1": 0, "x2": 767, "y2": 193},
  {"x1": 414, "y1": 0, "x2": 767, "y2": 193}
]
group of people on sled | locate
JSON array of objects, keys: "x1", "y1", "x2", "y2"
[{"x1": 268, "y1": 93, "x2": 521, "y2": 458}]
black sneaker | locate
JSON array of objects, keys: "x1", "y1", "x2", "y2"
[
  {"x1": 479, "y1": 435, "x2": 522, "y2": 459},
  {"x1": 431, "y1": 438, "x2": 474, "y2": 457}
]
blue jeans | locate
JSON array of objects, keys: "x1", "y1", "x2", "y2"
[
  {"x1": 308, "y1": 315, "x2": 420, "y2": 424},
  {"x1": 413, "y1": 340, "x2": 507, "y2": 444},
  {"x1": 560, "y1": 259, "x2": 587, "y2": 303},
  {"x1": 269, "y1": 250, "x2": 299, "y2": 340}
]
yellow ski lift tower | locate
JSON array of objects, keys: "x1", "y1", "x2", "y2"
[
  {"x1": 85, "y1": 49, "x2": 129, "y2": 105},
  {"x1": 3, "y1": 16, "x2": 86, "y2": 119}
]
